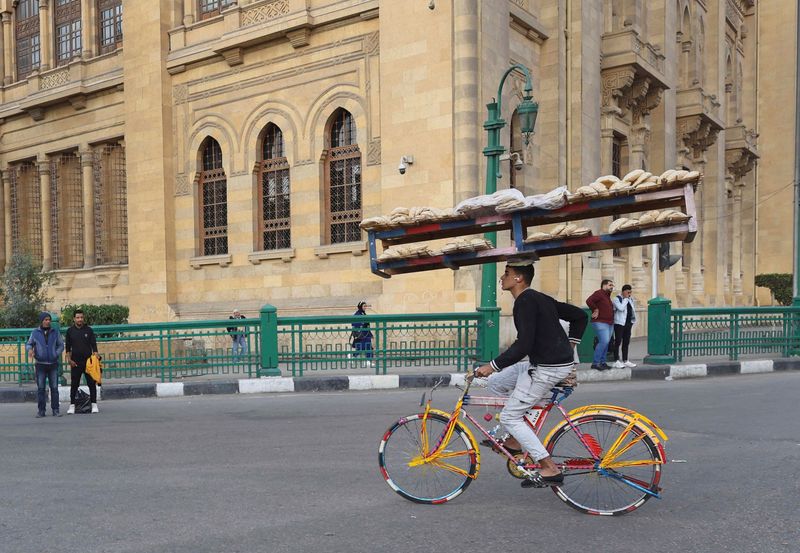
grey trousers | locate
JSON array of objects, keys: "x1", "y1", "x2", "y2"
[{"x1": 487, "y1": 361, "x2": 573, "y2": 461}]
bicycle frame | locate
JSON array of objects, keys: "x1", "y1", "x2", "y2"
[{"x1": 412, "y1": 371, "x2": 665, "y2": 499}]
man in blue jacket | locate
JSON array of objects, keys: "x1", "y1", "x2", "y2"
[{"x1": 26, "y1": 312, "x2": 65, "y2": 418}]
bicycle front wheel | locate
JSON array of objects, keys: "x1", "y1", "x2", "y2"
[
  {"x1": 545, "y1": 414, "x2": 663, "y2": 515},
  {"x1": 379, "y1": 412, "x2": 478, "y2": 504}
]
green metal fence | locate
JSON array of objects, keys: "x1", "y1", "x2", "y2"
[
  {"x1": 0, "y1": 309, "x2": 486, "y2": 384},
  {"x1": 671, "y1": 306, "x2": 800, "y2": 361},
  {"x1": 0, "y1": 319, "x2": 261, "y2": 385},
  {"x1": 276, "y1": 312, "x2": 483, "y2": 377}
]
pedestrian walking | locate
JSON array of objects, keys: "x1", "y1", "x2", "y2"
[
  {"x1": 586, "y1": 279, "x2": 615, "y2": 371},
  {"x1": 227, "y1": 309, "x2": 248, "y2": 358},
  {"x1": 26, "y1": 312, "x2": 64, "y2": 418},
  {"x1": 349, "y1": 300, "x2": 374, "y2": 368},
  {"x1": 65, "y1": 309, "x2": 99, "y2": 414},
  {"x1": 612, "y1": 284, "x2": 637, "y2": 369}
]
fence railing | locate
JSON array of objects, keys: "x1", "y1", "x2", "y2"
[
  {"x1": 0, "y1": 308, "x2": 487, "y2": 385},
  {"x1": 646, "y1": 298, "x2": 800, "y2": 363},
  {"x1": 0, "y1": 319, "x2": 261, "y2": 385},
  {"x1": 277, "y1": 313, "x2": 482, "y2": 377}
]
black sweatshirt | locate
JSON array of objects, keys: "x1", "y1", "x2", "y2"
[
  {"x1": 65, "y1": 325, "x2": 98, "y2": 362},
  {"x1": 490, "y1": 288, "x2": 589, "y2": 372}
]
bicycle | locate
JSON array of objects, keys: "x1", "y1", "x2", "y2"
[{"x1": 378, "y1": 370, "x2": 668, "y2": 515}]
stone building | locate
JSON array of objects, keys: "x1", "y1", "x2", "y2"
[{"x1": 0, "y1": 0, "x2": 792, "y2": 328}]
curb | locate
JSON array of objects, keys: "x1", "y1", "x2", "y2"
[{"x1": 1, "y1": 358, "x2": 798, "y2": 403}]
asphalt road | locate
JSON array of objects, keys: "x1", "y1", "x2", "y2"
[{"x1": 1, "y1": 373, "x2": 798, "y2": 553}]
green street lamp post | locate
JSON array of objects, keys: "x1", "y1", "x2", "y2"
[{"x1": 478, "y1": 64, "x2": 538, "y2": 362}]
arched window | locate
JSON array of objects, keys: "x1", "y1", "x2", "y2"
[
  {"x1": 55, "y1": 0, "x2": 82, "y2": 66},
  {"x1": 325, "y1": 109, "x2": 362, "y2": 244},
  {"x1": 197, "y1": 138, "x2": 228, "y2": 256},
  {"x1": 15, "y1": 0, "x2": 40, "y2": 80},
  {"x1": 98, "y1": 0, "x2": 122, "y2": 54},
  {"x1": 257, "y1": 124, "x2": 291, "y2": 250},
  {"x1": 199, "y1": 0, "x2": 235, "y2": 20}
]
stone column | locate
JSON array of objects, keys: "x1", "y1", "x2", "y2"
[
  {"x1": 690, "y1": 159, "x2": 707, "y2": 303},
  {"x1": 2, "y1": 13, "x2": 13, "y2": 85},
  {"x1": 0, "y1": 171, "x2": 6, "y2": 271},
  {"x1": 38, "y1": 159, "x2": 53, "y2": 271},
  {"x1": 183, "y1": 0, "x2": 195, "y2": 26},
  {"x1": 732, "y1": 183, "x2": 743, "y2": 296},
  {"x1": 80, "y1": 0, "x2": 96, "y2": 58},
  {"x1": 0, "y1": 13, "x2": 5, "y2": 86},
  {"x1": 2, "y1": 171, "x2": 10, "y2": 268},
  {"x1": 39, "y1": 0, "x2": 53, "y2": 71},
  {"x1": 80, "y1": 148, "x2": 95, "y2": 268}
]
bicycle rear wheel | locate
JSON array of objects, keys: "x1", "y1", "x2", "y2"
[
  {"x1": 545, "y1": 414, "x2": 662, "y2": 515},
  {"x1": 379, "y1": 412, "x2": 478, "y2": 504}
]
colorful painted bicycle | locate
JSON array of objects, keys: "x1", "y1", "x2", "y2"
[{"x1": 378, "y1": 370, "x2": 668, "y2": 515}]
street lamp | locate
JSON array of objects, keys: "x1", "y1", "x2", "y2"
[{"x1": 478, "y1": 64, "x2": 537, "y2": 362}]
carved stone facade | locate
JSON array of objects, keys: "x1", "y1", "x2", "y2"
[{"x1": 0, "y1": 0, "x2": 791, "y2": 327}]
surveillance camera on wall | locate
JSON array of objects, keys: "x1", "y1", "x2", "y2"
[
  {"x1": 499, "y1": 152, "x2": 524, "y2": 171},
  {"x1": 398, "y1": 155, "x2": 414, "y2": 175},
  {"x1": 428, "y1": 0, "x2": 435, "y2": 10}
]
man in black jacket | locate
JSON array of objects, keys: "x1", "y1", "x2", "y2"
[
  {"x1": 475, "y1": 260, "x2": 588, "y2": 488},
  {"x1": 65, "y1": 309, "x2": 99, "y2": 414}
]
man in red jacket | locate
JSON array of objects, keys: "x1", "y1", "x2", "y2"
[{"x1": 586, "y1": 279, "x2": 615, "y2": 371}]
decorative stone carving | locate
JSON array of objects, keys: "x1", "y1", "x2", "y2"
[
  {"x1": 364, "y1": 32, "x2": 379, "y2": 56},
  {"x1": 286, "y1": 28, "x2": 311, "y2": 49},
  {"x1": 40, "y1": 69, "x2": 69, "y2": 90},
  {"x1": 677, "y1": 115, "x2": 721, "y2": 160},
  {"x1": 367, "y1": 138, "x2": 381, "y2": 166},
  {"x1": 241, "y1": 0, "x2": 290, "y2": 27},
  {"x1": 175, "y1": 174, "x2": 189, "y2": 196},
  {"x1": 222, "y1": 48, "x2": 244, "y2": 66}
]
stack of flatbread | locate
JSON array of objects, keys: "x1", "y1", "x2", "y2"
[
  {"x1": 608, "y1": 217, "x2": 641, "y2": 234},
  {"x1": 455, "y1": 189, "x2": 526, "y2": 217},
  {"x1": 360, "y1": 215, "x2": 394, "y2": 231},
  {"x1": 440, "y1": 237, "x2": 493, "y2": 255},
  {"x1": 524, "y1": 222, "x2": 591, "y2": 244},
  {"x1": 569, "y1": 175, "x2": 633, "y2": 202},
  {"x1": 659, "y1": 169, "x2": 701, "y2": 185},
  {"x1": 377, "y1": 244, "x2": 437, "y2": 262}
]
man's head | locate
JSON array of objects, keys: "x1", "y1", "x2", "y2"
[
  {"x1": 601, "y1": 279, "x2": 615, "y2": 293},
  {"x1": 39, "y1": 312, "x2": 51, "y2": 328},
  {"x1": 73, "y1": 309, "x2": 85, "y2": 327},
  {"x1": 501, "y1": 261, "x2": 534, "y2": 291},
  {"x1": 357, "y1": 300, "x2": 369, "y2": 311},
  {"x1": 621, "y1": 284, "x2": 632, "y2": 298},
  {"x1": 233, "y1": 309, "x2": 241, "y2": 317}
]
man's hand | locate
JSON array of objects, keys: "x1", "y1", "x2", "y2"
[
  {"x1": 475, "y1": 364, "x2": 494, "y2": 378},
  {"x1": 591, "y1": 309, "x2": 599, "y2": 319},
  {"x1": 69, "y1": 360, "x2": 77, "y2": 368}
]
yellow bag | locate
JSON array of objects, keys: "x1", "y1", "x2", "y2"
[{"x1": 85, "y1": 354, "x2": 102, "y2": 386}]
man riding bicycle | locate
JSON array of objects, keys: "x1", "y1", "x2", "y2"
[{"x1": 475, "y1": 260, "x2": 588, "y2": 488}]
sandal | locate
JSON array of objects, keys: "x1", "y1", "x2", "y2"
[
  {"x1": 521, "y1": 472, "x2": 564, "y2": 488},
  {"x1": 480, "y1": 438, "x2": 522, "y2": 456}
]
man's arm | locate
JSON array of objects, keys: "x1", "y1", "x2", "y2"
[
  {"x1": 611, "y1": 295, "x2": 625, "y2": 312},
  {"x1": 556, "y1": 301, "x2": 589, "y2": 346},
  {"x1": 65, "y1": 328, "x2": 75, "y2": 367},
  {"x1": 90, "y1": 328, "x2": 98, "y2": 354},
  {"x1": 26, "y1": 333, "x2": 36, "y2": 362},
  {"x1": 56, "y1": 332, "x2": 65, "y2": 358}
]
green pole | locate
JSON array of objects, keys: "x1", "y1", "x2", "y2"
[
  {"x1": 478, "y1": 64, "x2": 535, "y2": 362},
  {"x1": 259, "y1": 304, "x2": 281, "y2": 376}
]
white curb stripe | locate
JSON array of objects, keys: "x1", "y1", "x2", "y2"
[
  {"x1": 238, "y1": 377, "x2": 295, "y2": 393},
  {"x1": 669, "y1": 364, "x2": 707, "y2": 379},
  {"x1": 58, "y1": 385, "x2": 102, "y2": 401},
  {"x1": 740, "y1": 360, "x2": 774, "y2": 374},
  {"x1": 156, "y1": 383, "x2": 184, "y2": 397},
  {"x1": 578, "y1": 368, "x2": 632, "y2": 382},
  {"x1": 348, "y1": 375, "x2": 399, "y2": 391}
]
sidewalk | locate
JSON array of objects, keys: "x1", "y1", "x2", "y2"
[{"x1": 1, "y1": 356, "x2": 797, "y2": 403}]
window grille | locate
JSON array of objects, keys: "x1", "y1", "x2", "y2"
[
  {"x1": 198, "y1": 139, "x2": 228, "y2": 256},
  {"x1": 15, "y1": 0, "x2": 40, "y2": 80},
  {"x1": 55, "y1": 0, "x2": 82, "y2": 66},
  {"x1": 93, "y1": 143, "x2": 128, "y2": 265},
  {"x1": 9, "y1": 162, "x2": 43, "y2": 263},
  {"x1": 326, "y1": 110, "x2": 362, "y2": 244},
  {"x1": 51, "y1": 153, "x2": 84, "y2": 270},
  {"x1": 97, "y1": 0, "x2": 122, "y2": 54},
  {"x1": 198, "y1": 0, "x2": 235, "y2": 20},
  {"x1": 258, "y1": 124, "x2": 291, "y2": 250}
]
